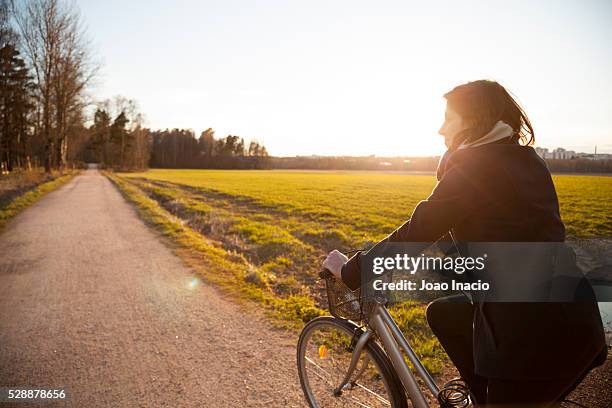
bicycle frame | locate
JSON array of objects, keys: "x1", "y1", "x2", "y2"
[
  {"x1": 340, "y1": 298, "x2": 441, "y2": 408},
  {"x1": 328, "y1": 237, "x2": 466, "y2": 407}
]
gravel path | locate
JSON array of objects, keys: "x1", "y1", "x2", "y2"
[{"x1": 0, "y1": 170, "x2": 305, "y2": 407}]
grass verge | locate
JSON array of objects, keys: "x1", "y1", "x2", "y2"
[
  {"x1": 106, "y1": 173, "x2": 324, "y2": 326},
  {"x1": 0, "y1": 171, "x2": 79, "y2": 231}
]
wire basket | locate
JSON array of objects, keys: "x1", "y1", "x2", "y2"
[{"x1": 320, "y1": 269, "x2": 375, "y2": 322}]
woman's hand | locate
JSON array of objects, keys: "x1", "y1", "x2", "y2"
[{"x1": 323, "y1": 249, "x2": 349, "y2": 281}]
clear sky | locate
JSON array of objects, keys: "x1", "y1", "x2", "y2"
[{"x1": 79, "y1": 0, "x2": 611, "y2": 157}]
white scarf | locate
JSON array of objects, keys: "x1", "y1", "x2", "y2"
[{"x1": 457, "y1": 120, "x2": 515, "y2": 150}]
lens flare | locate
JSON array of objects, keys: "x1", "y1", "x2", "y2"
[{"x1": 187, "y1": 277, "x2": 199, "y2": 289}]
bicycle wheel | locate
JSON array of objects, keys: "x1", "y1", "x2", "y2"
[{"x1": 297, "y1": 316, "x2": 408, "y2": 408}]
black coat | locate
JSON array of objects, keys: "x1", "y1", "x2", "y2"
[{"x1": 340, "y1": 143, "x2": 606, "y2": 380}]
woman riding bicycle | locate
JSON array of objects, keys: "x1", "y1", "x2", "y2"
[{"x1": 323, "y1": 79, "x2": 607, "y2": 407}]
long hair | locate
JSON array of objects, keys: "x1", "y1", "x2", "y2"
[{"x1": 443, "y1": 80, "x2": 535, "y2": 150}]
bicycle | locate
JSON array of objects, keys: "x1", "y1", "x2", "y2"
[{"x1": 296, "y1": 261, "x2": 472, "y2": 408}]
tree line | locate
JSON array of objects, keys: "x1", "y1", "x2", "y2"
[
  {"x1": 266, "y1": 156, "x2": 612, "y2": 173},
  {"x1": 149, "y1": 128, "x2": 269, "y2": 169},
  {"x1": 544, "y1": 158, "x2": 612, "y2": 174},
  {"x1": 85, "y1": 108, "x2": 269, "y2": 170}
]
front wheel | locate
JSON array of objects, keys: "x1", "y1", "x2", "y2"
[{"x1": 297, "y1": 316, "x2": 408, "y2": 407}]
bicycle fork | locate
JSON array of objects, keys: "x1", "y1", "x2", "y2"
[
  {"x1": 333, "y1": 329, "x2": 373, "y2": 396},
  {"x1": 340, "y1": 303, "x2": 440, "y2": 408}
]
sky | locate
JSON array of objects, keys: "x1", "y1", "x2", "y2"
[{"x1": 78, "y1": 0, "x2": 612, "y2": 157}]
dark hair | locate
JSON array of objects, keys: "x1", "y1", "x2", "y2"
[{"x1": 443, "y1": 79, "x2": 535, "y2": 150}]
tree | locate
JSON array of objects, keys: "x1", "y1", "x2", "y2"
[
  {"x1": 128, "y1": 124, "x2": 149, "y2": 169},
  {"x1": 215, "y1": 135, "x2": 245, "y2": 158},
  {"x1": 198, "y1": 128, "x2": 214, "y2": 164},
  {"x1": 51, "y1": 6, "x2": 97, "y2": 169},
  {"x1": 12, "y1": 0, "x2": 98, "y2": 171},
  {"x1": 109, "y1": 111, "x2": 128, "y2": 167},
  {"x1": 247, "y1": 140, "x2": 268, "y2": 157},
  {"x1": 91, "y1": 108, "x2": 110, "y2": 163},
  {"x1": 0, "y1": 43, "x2": 34, "y2": 171},
  {"x1": 0, "y1": 0, "x2": 17, "y2": 46},
  {"x1": 0, "y1": 0, "x2": 34, "y2": 171},
  {"x1": 234, "y1": 137, "x2": 245, "y2": 157}
]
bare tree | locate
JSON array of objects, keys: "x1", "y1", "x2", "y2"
[
  {"x1": 11, "y1": 0, "x2": 98, "y2": 171},
  {"x1": 51, "y1": 3, "x2": 97, "y2": 168},
  {"x1": 0, "y1": 0, "x2": 17, "y2": 47}
]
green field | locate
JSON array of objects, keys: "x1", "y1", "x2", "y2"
[
  {"x1": 124, "y1": 169, "x2": 611, "y2": 239},
  {"x1": 113, "y1": 169, "x2": 612, "y2": 375}
]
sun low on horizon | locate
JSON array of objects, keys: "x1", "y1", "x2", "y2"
[{"x1": 81, "y1": 0, "x2": 611, "y2": 157}]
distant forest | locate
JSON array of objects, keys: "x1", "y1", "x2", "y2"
[
  {"x1": 265, "y1": 156, "x2": 612, "y2": 173},
  {"x1": 146, "y1": 128, "x2": 269, "y2": 170}
]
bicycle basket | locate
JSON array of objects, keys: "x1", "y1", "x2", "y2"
[{"x1": 319, "y1": 269, "x2": 375, "y2": 322}]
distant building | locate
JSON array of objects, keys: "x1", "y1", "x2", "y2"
[
  {"x1": 534, "y1": 146, "x2": 611, "y2": 160},
  {"x1": 551, "y1": 148, "x2": 576, "y2": 159},
  {"x1": 535, "y1": 147, "x2": 551, "y2": 159}
]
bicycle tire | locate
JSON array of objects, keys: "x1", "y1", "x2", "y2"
[{"x1": 297, "y1": 316, "x2": 408, "y2": 408}]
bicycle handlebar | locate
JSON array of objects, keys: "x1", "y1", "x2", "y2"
[{"x1": 319, "y1": 247, "x2": 367, "y2": 280}]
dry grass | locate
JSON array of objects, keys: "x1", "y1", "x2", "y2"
[{"x1": 0, "y1": 170, "x2": 79, "y2": 231}]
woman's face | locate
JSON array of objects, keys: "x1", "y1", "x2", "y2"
[{"x1": 438, "y1": 104, "x2": 466, "y2": 148}]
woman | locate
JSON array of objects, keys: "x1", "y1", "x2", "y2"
[{"x1": 323, "y1": 80, "x2": 607, "y2": 407}]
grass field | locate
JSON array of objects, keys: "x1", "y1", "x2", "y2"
[{"x1": 112, "y1": 169, "x2": 612, "y2": 375}]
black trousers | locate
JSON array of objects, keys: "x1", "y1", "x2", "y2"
[{"x1": 426, "y1": 294, "x2": 605, "y2": 407}]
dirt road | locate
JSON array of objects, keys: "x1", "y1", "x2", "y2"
[{"x1": 0, "y1": 170, "x2": 305, "y2": 407}]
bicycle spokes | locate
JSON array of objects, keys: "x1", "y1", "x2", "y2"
[{"x1": 300, "y1": 322, "x2": 394, "y2": 407}]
